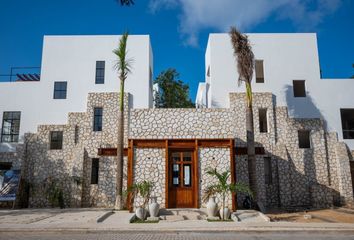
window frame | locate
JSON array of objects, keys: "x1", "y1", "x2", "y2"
[
  {"x1": 50, "y1": 131, "x2": 63, "y2": 150},
  {"x1": 258, "y1": 108, "x2": 268, "y2": 133},
  {"x1": 91, "y1": 158, "x2": 99, "y2": 184},
  {"x1": 264, "y1": 157, "x2": 272, "y2": 185},
  {"x1": 1, "y1": 111, "x2": 21, "y2": 143},
  {"x1": 255, "y1": 60, "x2": 264, "y2": 83},
  {"x1": 53, "y1": 81, "x2": 67, "y2": 99},
  {"x1": 340, "y1": 108, "x2": 354, "y2": 139},
  {"x1": 93, "y1": 107, "x2": 103, "y2": 132},
  {"x1": 298, "y1": 130, "x2": 311, "y2": 149},
  {"x1": 293, "y1": 80, "x2": 306, "y2": 97},
  {"x1": 95, "y1": 61, "x2": 105, "y2": 84}
]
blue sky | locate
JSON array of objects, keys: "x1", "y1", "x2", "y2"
[{"x1": 0, "y1": 0, "x2": 353, "y2": 101}]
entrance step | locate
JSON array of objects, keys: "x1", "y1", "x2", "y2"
[
  {"x1": 232, "y1": 210, "x2": 270, "y2": 222},
  {"x1": 159, "y1": 208, "x2": 207, "y2": 221}
]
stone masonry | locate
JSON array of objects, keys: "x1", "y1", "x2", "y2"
[{"x1": 1, "y1": 91, "x2": 353, "y2": 210}]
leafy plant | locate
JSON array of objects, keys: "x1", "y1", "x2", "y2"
[
  {"x1": 203, "y1": 168, "x2": 252, "y2": 220},
  {"x1": 45, "y1": 177, "x2": 65, "y2": 209},
  {"x1": 154, "y1": 68, "x2": 194, "y2": 108},
  {"x1": 128, "y1": 180, "x2": 153, "y2": 209}
]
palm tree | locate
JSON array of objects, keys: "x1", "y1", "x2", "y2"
[
  {"x1": 229, "y1": 27, "x2": 259, "y2": 206},
  {"x1": 113, "y1": 32, "x2": 132, "y2": 210},
  {"x1": 117, "y1": 0, "x2": 134, "y2": 6},
  {"x1": 203, "y1": 168, "x2": 252, "y2": 220}
]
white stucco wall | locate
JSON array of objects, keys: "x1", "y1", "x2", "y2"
[
  {"x1": 0, "y1": 35, "x2": 153, "y2": 148},
  {"x1": 197, "y1": 33, "x2": 354, "y2": 149}
]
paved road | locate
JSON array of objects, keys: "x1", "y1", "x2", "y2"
[{"x1": 1, "y1": 231, "x2": 354, "y2": 240}]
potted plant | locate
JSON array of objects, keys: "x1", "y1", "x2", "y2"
[
  {"x1": 128, "y1": 180, "x2": 153, "y2": 220},
  {"x1": 203, "y1": 168, "x2": 252, "y2": 220}
]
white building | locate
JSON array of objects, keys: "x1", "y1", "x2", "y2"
[
  {"x1": 0, "y1": 35, "x2": 153, "y2": 151},
  {"x1": 196, "y1": 33, "x2": 354, "y2": 149}
]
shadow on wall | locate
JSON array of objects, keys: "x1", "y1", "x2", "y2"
[
  {"x1": 20, "y1": 137, "x2": 83, "y2": 208},
  {"x1": 284, "y1": 84, "x2": 327, "y2": 129}
]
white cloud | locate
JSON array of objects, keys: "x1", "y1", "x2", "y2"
[{"x1": 149, "y1": 0, "x2": 342, "y2": 47}]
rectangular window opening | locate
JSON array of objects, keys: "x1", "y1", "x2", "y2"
[
  {"x1": 255, "y1": 60, "x2": 264, "y2": 83},
  {"x1": 264, "y1": 157, "x2": 272, "y2": 185},
  {"x1": 293, "y1": 80, "x2": 306, "y2": 97},
  {"x1": 53, "y1": 81, "x2": 67, "y2": 99},
  {"x1": 74, "y1": 125, "x2": 79, "y2": 144},
  {"x1": 91, "y1": 158, "x2": 99, "y2": 184},
  {"x1": 93, "y1": 107, "x2": 103, "y2": 132},
  {"x1": 259, "y1": 108, "x2": 268, "y2": 133},
  {"x1": 298, "y1": 130, "x2": 311, "y2": 148},
  {"x1": 340, "y1": 109, "x2": 354, "y2": 139},
  {"x1": 50, "y1": 131, "x2": 63, "y2": 150},
  {"x1": 95, "y1": 61, "x2": 105, "y2": 84},
  {"x1": 1, "y1": 111, "x2": 21, "y2": 143}
]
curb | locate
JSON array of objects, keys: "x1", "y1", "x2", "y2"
[{"x1": 1, "y1": 226, "x2": 354, "y2": 233}]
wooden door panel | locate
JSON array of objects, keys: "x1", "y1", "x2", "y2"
[{"x1": 168, "y1": 150, "x2": 196, "y2": 208}]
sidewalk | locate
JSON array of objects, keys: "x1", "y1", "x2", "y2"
[{"x1": 0, "y1": 208, "x2": 354, "y2": 233}]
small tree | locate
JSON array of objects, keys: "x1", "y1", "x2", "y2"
[
  {"x1": 154, "y1": 68, "x2": 194, "y2": 108},
  {"x1": 203, "y1": 168, "x2": 252, "y2": 220},
  {"x1": 128, "y1": 180, "x2": 153, "y2": 209}
]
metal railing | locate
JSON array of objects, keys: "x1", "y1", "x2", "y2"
[{"x1": 0, "y1": 67, "x2": 40, "y2": 82}]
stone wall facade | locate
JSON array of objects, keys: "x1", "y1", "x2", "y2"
[{"x1": 1, "y1": 91, "x2": 353, "y2": 210}]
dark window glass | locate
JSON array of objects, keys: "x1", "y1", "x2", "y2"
[
  {"x1": 74, "y1": 125, "x2": 79, "y2": 144},
  {"x1": 293, "y1": 80, "x2": 306, "y2": 97},
  {"x1": 53, "y1": 82, "x2": 67, "y2": 99},
  {"x1": 0, "y1": 162, "x2": 12, "y2": 170},
  {"x1": 91, "y1": 158, "x2": 99, "y2": 184},
  {"x1": 259, "y1": 108, "x2": 268, "y2": 133},
  {"x1": 298, "y1": 130, "x2": 310, "y2": 148},
  {"x1": 93, "y1": 107, "x2": 103, "y2": 131},
  {"x1": 50, "y1": 131, "x2": 63, "y2": 150},
  {"x1": 1, "y1": 111, "x2": 21, "y2": 142},
  {"x1": 264, "y1": 157, "x2": 272, "y2": 185},
  {"x1": 95, "y1": 61, "x2": 105, "y2": 84},
  {"x1": 340, "y1": 109, "x2": 354, "y2": 139},
  {"x1": 255, "y1": 60, "x2": 264, "y2": 83}
]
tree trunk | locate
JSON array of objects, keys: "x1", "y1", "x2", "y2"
[
  {"x1": 115, "y1": 79, "x2": 125, "y2": 210},
  {"x1": 246, "y1": 106, "x2": 258, "y2": 203}
]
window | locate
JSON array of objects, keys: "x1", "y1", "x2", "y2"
[
  {"x1": 259, "y1": 108, "x2": 268, "y2": 133},
  {"x1": 255, "y1": 60, "x2": 264, "y2": 83},
  {"x1": 93, "y1": 107, "x2": 103, "y2": 131},
  {"x1": 53, "y1": 82, "x2": 67, "y2": 99},
  {"x1": 293, "y1": 80, "x2": 306, "y2": 97},
  {"x1": 50, "y1": 131, "x2": 63, "y2": 150},
  {"x1": 1, "y1": 111, "x2": 21, "y2": 142},
  {"x1": 74, "y1": 125, "x2": 79, "y2": 144},
  {"x1": 340, "y1": 109, "x2": 354, "y2": 139},
  {"x1": 298, "y1": 130, "x2": 310, "y2": 148},
  {"x1": 264, "y1": 157, "x2": 272, "y2": 185},
  {"x1": 91, "y1": 158, "x2": 99, "y2": 184},
  {"x1": 95, "y1": 61, "x2": 105, "y2": 84}
]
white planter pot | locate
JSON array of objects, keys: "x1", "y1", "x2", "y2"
[
  {"x1": 149, "y1": 197, "x2": 160, "y2": 217},
  {"x1": 135, "y1": 207, "x2": 147, "y2": 220},
  {"x1": 219, "y1": 207, "x2": 231, "y2": 220},
  {"x1": 206, "y1": 196, "x2": 217, "y2": 217}
]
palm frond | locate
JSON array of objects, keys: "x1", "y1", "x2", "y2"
[
  {"x1": 113, "y1": 32, "x2": 133, "y2": 81},
  {"x1": 229, "y1": 26, "x2": 255, "y2": 88}
]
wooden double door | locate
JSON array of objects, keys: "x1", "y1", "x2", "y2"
[{"x1": 168, "y1": 150, "x2": 197, "y2": 208}]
